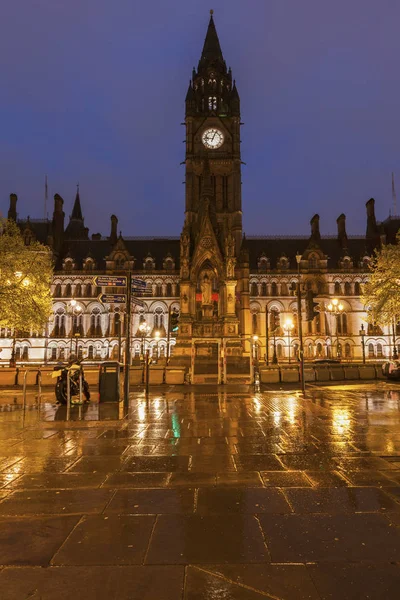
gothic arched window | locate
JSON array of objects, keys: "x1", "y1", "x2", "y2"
[
  {"x1": 208, "y1": 96, "x2": 217, "y2": 110},
  {"x1": 166, "y1": 283, "x2": 172, "y2": 296},
  {"x1": 344, "y1": 282, "x2": 351, "y2": 296},
  {"x1": 261, "y1": 282, "x2": 267, "y2": 296},
  {"x1": 252, "y1": 313, "x2": 258, "y2": 335},
  {"x1": 354, "y1": 282, "x2": 361, "y2": 295},
  {"x1": 271, "y1": 282, "x2": 277, "y2": 296},
  {"x1": 251, "y1": 283, "x2": 258, "y2": 296},
  {"x1": 334, "y1": 281, "x2": 342, "y2": 295}
]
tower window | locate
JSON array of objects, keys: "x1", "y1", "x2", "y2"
[{"x1": 208, "y1": 96, "x2": 217, "y2": 111}]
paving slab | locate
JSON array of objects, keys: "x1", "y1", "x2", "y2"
[
  {"x1": 308, "y1": 563, "x2": 400, "y2": 600},
  {"x1": 0, "y1": 565, "x2": 184, "y2": 600},
  {"x1": 259, "y1": 513, "x2": 400, "y2": 562},
  {"x1": 52, "y1": 515, "x2": 155, "y2": 565},
  {"x1": 285, "y1": 486, "x2": 399, "y2": 513},
  {"x1": 185, "y1": 564, "x2": 320, "y2": 600},
  {"x1": 0, "y1": 488, "x2": 114, "y2": 516},
  {"x1": 105, "y1": 488, "x2": 195, "y2": 514},
  {"x1": 196, "y1": 487, "x2": 291, "y2": 514},
  {"x1": 146, "y1": 515, "x2": 269, "y2": 564},
  {"x1": 0, "y1": 516, "x2": 79, "y2": 565}
]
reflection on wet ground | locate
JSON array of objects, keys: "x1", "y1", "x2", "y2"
[{"x1": 1, "y1": 383, "x2": 400, "y2": 598}]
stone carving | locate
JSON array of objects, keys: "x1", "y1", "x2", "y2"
[{"x1": 200, "y1": 274, "x2": 212, "y2": 305}]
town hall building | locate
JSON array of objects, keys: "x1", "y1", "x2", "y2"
[{"x1": 1, "y1": 13, "x2": 400, "y2": 381}]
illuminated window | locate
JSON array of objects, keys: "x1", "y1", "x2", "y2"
[{"x1": 208, "y1": 96, "x2": 217, "y2": 110}]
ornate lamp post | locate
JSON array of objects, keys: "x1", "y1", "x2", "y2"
[
  {"x1": 69, "y1": 299, "x2": 82, "y2": 357},
  {"x1": 327, "y1": 298, "x2": 344, "y2": 358},
  {"x1": 359, "y1": 323, "x2": 366, "y2": 364},
  {"x1": 139, "y1": 321, "x2": 151, "y2": 360},
  {"x1": 154, "y1": 330, "x2": 160, "y2": 362},
  {"x1": 284, "y1": 318, "x2": 294, "y2": 363},
  {"x1": 392, "y1": 321, "x2": 398, "y2": 360},
  {"x1": 295, "y1": 253, "x2": 305, "y2": 396}
]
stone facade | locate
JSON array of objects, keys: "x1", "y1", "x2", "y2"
[{"x1": 1, "y1": 14, "x2": 400, "y2": 367}]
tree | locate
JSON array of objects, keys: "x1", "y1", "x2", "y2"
[
  {"x1": 0, "y1": 220, "x2": 53, "y2": 363},
  {"x1": 362, "y1": 232, "x2": 400, "y2": 327}
]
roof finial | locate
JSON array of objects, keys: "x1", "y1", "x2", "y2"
[
  {"x1": 77, "y1": 182, "x2": 79, "y2": 194},
  {"x1": 210, "y1": 9, "x2": 214, "y2": 15}
]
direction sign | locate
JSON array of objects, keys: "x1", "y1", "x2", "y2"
[
  {"x1": 131, "y1": 297, "x2": 145, "y2": 307},
  {"x1": 98, "y1": 294, "x2": 127, "y2": 304},
  {"x1": 93, "y1": 275, "x2": 127, "y2": 287},
  {"x1": 132, "y1": 278, "x2": 146, "y2": 288}
]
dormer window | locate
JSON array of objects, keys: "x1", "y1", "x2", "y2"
[
  {"x1": 24, "y1": 231, "x2": 32, "y2": 245},
  {"x1": 308, "y1": 256, "x2": 318, "y2": 269},
  {"x1": 341, "y1": 256, "x2": 352, "y2": 270},
  {"x1": 144, "y1": 257, "x2": 155, "y2": 271},
  {"x1": 362, "y1": 257, "x2": 370, "y2": 270},
  {"x1": 115, "y1": 256, "x2": 125, "y2": 269},
  {"x1": 84, "y1": 258, "x2": 95, "y2": 271},
  {"x1": 163, "y1": 256, "x2": 174, "y2": 271},
  {"x1": 257, "y1": 256, "x2": 269, "y2": 272},
  {"x1": 279, "y1": 257, "x2": 288, "y2": 270},
  {"x1": 64, "y1": 259, "x2": 74, "y2": 272}
]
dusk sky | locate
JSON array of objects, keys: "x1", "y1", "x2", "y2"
[{"x1": 1, "y1": 0, "x2": 399, "y2": 237}]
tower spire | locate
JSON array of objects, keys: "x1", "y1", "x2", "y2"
[
  {"x1": 392, "y1": 172, "x2": 397, "y2": 216},
  {"x1": 198, "y1": 10, "x2": 225, "y2": 71},
  {"x1": 71, "y1": 183, "x2": 83, "y2": 220}
]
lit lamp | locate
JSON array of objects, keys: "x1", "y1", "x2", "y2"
[
  {"x1": 284, "y1": 318, "x2": 294, "y2": 363},
  {"x1": 252, "y1": 334, "x2": 259, "y2": 363},
  {"x1": 139, "y1": 321, "x2": 151, "y2": 359},
  {"x1": 359, "y1": 323, "x2": 366, "y2": 364},
  {"x1": 327, "y1": 298, "x2": 344, "y2": 358}
]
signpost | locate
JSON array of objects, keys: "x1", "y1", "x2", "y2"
[
  {"x1": 98, "y1": 294, "x2": 127, "y2": 304},
  {"x1": 91, "y1": 274, "x2": 146, "y2": 409},
  {"x1": 131, "y1": 297, "x2": 145, "y2": 307},
  {"x1": 93, "y1": 275, "x2": 127, "y2": 287},
  {"x1": 132, "y1": 278, "x2": 146, "y2": 288}
]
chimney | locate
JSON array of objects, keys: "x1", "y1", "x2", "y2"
[
  {"x1": 8, "y1": 193, "x2": 17, "y2": 221},
  {"x1": 336, "y1": 213, "x2": 348, "y2": 249},
  {"x1": 52, "y1": 194, "x2": 65, "y2": 254},
  {"x1": 310, "y1": 214, "x2": 321, "y2": 243},
  {"x1": 366, "y1": 198, "x2": 380, "y2": 253},
  {"x1": 110, "y1": 214, "x2": 118, "y2": 244}
]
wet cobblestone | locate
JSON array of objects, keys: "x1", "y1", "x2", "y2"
[{"x1": 0, "y1": 383, "x2": 400, "y2": 597}]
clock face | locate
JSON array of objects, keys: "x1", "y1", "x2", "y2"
[{"x1": 202, "y1": 128, "x2": 224, "y2": 149}]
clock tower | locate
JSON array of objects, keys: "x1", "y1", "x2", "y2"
[{"x1": 175, "y1": 11, "x2": 251, "y2": 375}]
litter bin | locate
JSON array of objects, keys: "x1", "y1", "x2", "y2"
[{"x1": 99, "y1": 361, "x2": 120, "y2": 402}]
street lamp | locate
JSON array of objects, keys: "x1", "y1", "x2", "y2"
[
  {"x1": 295, "y1": 252, "x2": 305, "y2": 397},
  {"x1": 327, "y1": 298, "x2": 344, "y2": 358},
  {"x1": 392, "y1": 320, "x2": 398, "y2": 360},
  {"x1": 9, "y1": 272, "x2": 31, "y2": 367},
  {"x1": 69, "y1": 299, "x2": 82, "y2": 357},
  {"x1": 284, "y1": 318, "x2": 294, "y2": 363},
  {"x1": 154, "y1": 330, "x2": 160, "y2": 362},
  {"x1": 359, "y1": 323, "x2": 366, "y2": 364},
  {"x1": 139, "y1": 320, "x2": 151, "y2": 359}
]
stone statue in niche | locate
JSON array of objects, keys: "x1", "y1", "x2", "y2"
[{"x1": 200, "y1": 274, "x2": 212, "y2": 305}]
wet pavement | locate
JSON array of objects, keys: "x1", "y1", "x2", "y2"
[{"x1": 0, "y1": 383, "x2": 400, "y2": 598}]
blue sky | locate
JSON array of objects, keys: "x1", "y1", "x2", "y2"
[{"x1": 1, "y1": 0, "x2": 399, "y2": 236}]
